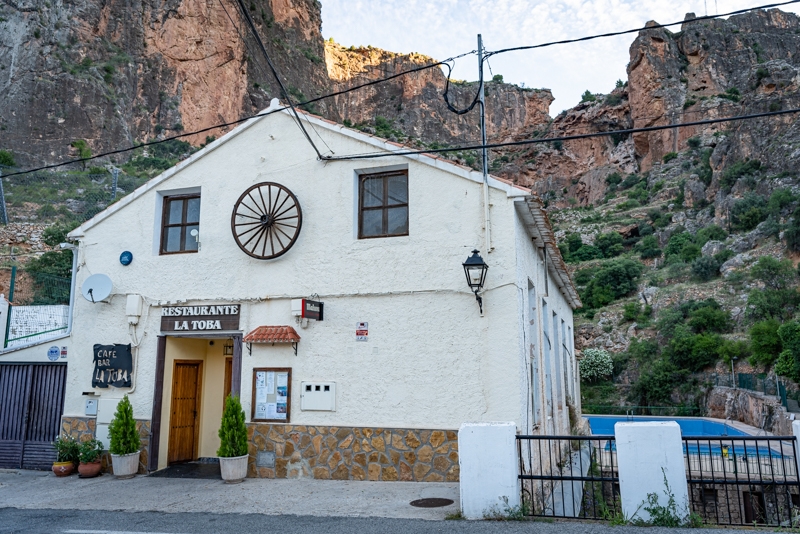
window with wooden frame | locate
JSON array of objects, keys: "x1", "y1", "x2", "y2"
[
  {"x1": 251, "y1": 368, "x2": 291, "y2": 423},
  {"x1": 358, "y1": 170, "x2": 408, "y2": 238},
  {"x1": 160, "y1": 194, "x2": 200, "y2": 254}
]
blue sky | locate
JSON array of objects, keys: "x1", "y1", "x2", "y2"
[{"x1": 320, "y1": 1, "x2": 800, "y2": 113}]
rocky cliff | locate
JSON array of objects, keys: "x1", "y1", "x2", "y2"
[{"x1": 0, "y1": 0, "x2": 332, "y2": 166}]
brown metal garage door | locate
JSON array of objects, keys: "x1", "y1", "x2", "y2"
[{"x1": 0, "y1": 363, "x2": 67, "y2": 469}]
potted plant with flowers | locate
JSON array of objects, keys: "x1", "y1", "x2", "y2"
[
  {"x1": 108, "y1": 395, "x2": 141, "y2": 478},
  {"x1": 217, "y1": 394, "x2": 249, "y2": 483},
  {"x1": 77, "y1": 438, "x2": 104, "y2": 478},
  {"x1": 52, "y1": 434, "x2": 80, "y2": 476}
]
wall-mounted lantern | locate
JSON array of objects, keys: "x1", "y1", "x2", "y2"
[{"x1": 463, "y1": 249, "x2": 488, "y2": 314}]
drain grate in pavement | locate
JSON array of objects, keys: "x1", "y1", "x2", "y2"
[{"x1": 409, "y1": 498, "x2": 454, "y2": 508}]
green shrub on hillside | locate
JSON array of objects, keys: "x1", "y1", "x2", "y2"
[
  {"x1": 636, "y1": 235, "x2": 662, "y2": 259},
  {"x1": 720, "y1": 159, "x2": 761, "y2": 190},
  {"x1": 776, "y1": 322, "x2": 800, "y2": 381},
  {"x1": 749, "y1": 319, "x2": 782, "y2": 367},
  {"x1": 747, "y1": 257, "x2": 800, "y2": 322},
  {"x1": 730, "y1": 193, "x2": 767, "y2": 231},
  {"x1": 595, "y1": 232, "x2": 624, "y2": 258},
  {"x1": 0, "y1": 149, "x2": 15, "y2": 167},
  {"x1": 579, "y1": 348, "x2": 613, "y2": 382},
  {"x1": 691, "y1": 255, "x2": 720, "y2": 281},
  {"x1": 694, "y1": 225, "x2": 727, "y2": 247},
  {"x1": 579, "y1": 259, "x2": 644, "y2": 309}
]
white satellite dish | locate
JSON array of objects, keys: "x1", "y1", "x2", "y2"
[{"x1": 82, "y1": 274, "x2": 113, "y2": 303}]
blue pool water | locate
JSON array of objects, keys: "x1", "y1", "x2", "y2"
[{"x1": 586, "y1": 416, "x2": 750, "y2": 437}]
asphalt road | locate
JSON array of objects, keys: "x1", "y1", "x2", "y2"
[{"x1": 0, "y1": 508, "x2": 752, "y2": 534}]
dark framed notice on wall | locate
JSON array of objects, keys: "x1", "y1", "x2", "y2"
[{"x1": 251, "y1": 368, "x2": 291, "y2": 423}]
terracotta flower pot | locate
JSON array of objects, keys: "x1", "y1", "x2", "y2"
[
  {"x1": 52, "y1": 461, "x2": 74, "y2": 477},
  {"x1": 110, "y1": 451, "x2": 140, "y2": 479},
  {"x1": 219, "y1": 454, "x2": 248, "y2": 483},
  {"x1": 78, "y1": 460, "x2": 102, "y2": 478}
]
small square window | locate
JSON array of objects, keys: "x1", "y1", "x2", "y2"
[
  {"x1": 160, "y1": 194, "x2": 200, "y2": 254},
  {"x1": 358, "y1": 171, "x2": 408, "y2": 238}
]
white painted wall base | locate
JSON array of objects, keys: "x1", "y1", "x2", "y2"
[
  {"x1": 458, "y1": 422, "x2": 519, "y2": 519},
  {"x1": 792, "y1": 421, "x2": 800, "y2": 478},
  {"x1": 615, "y1": 422, "x2": 689, "y2": 522}
]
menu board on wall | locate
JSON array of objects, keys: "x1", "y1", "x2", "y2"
[{"x1": 252, "y1": 368, "x2": 291, "y2": 423}]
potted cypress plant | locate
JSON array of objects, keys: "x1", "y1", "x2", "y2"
[
  {"x1": 217, "y1": 394, "x2": 249, "y2": 483},
  {"x1": 107, "y1": 395, "x2": 141, "y2": 478},
  {"x1": 52, "y1": 434, "x2": 79, "y2": 476},
  {"x1": 77, "y1": 438, "x2": 104, "y2": 478}
]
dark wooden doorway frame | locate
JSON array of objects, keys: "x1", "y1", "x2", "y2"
[{"x1": 148, "y1": 334, "x2": 242, "y2": 472}]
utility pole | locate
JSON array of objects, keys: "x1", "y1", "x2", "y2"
[
  {"x1": 478, "y1": 35, "x2": 492, "y2": 253},
  {"x1": 0, "y1": 168, "x2": 7, "y2": 225}
]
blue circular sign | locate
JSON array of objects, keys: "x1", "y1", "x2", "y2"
[
  {"x1": 47, "y1": 346, "x2": 60, "y2": 361},
  {"x1": 120, "y1": 251, "x2": 133, "y2": 266}
]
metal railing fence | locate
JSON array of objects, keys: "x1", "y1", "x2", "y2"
[
  {"x1": 517, "y1": 435, "x2": 620, "y2": 520},
  {"x1": 683, "y1": 435, "x2": 800, "y2": 527}
]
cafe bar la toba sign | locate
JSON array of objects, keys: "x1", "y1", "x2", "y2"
[{"x1": 161, "y1": 304, "x2": 241, "y2": 332}]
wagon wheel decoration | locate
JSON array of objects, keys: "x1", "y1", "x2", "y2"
[{"x1": 231, "y1": 182, "x2": 303, "y2": 260}]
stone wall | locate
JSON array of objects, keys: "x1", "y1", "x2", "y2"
[
  {"x1": 61, "y1": 416, "x2": 151, "y2": 474},
  {"x1": 247, "y1": 424, "x2": 458, "y2": 482},
  {"x1": 706, "y1": 387, "x2": 793, "y2": 435}
]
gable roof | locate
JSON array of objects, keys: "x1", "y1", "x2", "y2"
[{"x1": 68, "y1": 99, "x2": 579, "y2": 307}]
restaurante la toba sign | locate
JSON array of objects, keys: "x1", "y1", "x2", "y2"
[{"x1": 160, "y1": 304, "x2": 241, "y2": 332}]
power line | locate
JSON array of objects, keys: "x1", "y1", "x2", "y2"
[
  {"x1": 231, "y1": 0, "x2": 323, "y2": 159},
  {"x1": 484, "y1": 0, "x2": 800, "y2": 58},
  {"x1": 320, "y1": 107, "x2": 800, "y2": 161},
  {"x1": 2, "y1": 51, "x2": 475, "y2": 178}
]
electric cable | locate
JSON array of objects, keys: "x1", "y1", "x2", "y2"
[
  {"x1": 231, "y1": 0, "x2": 323, "y2": 159},
  {"x1": 484, "y1": 0, "x2": 800, "y2": 58},
  {"x1": 1, "y1": 51, "x2": 477, "y2": 178},
  {"x1": 319, "y1": 107, "x2": 800, "y2": 161}
]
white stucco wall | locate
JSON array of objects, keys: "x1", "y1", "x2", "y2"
[
  {"x1": 513, "y1": 210, "x2": 576, "y2": 438},
  {"x1": 60, "y1": 107, "x2": 575, "y2": 441},
  {"x1": 616, "y1": 421, "x2": 689, "y2": 522}
]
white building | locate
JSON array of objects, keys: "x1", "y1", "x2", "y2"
[{"x1": 49, "y1": 100, "x2": 580, "y2": 480}]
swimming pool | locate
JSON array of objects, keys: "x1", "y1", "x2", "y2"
[{"x1": 586, "y1": 416, "x2": 750, "y2": 436}]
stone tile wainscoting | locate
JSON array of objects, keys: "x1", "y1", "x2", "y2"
[
  {"x1": 247, "y1": 425, "x2": 459, "y2": 482},
  {"x1": 61, "y1": 416, "x2": 151, "y2": 474}
]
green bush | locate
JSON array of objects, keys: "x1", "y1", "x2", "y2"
[
  {"x1": 785, "y1": 214, "x2": 800, "y2": 252},
  {"x1": 687, "y1": 137, "x2": 701, "y2": 149},
  {"x1": 776, "y1": 321, "x2": 800, "y2": 381},
  {"x1": 580, "y1": 259, "x2": 644, "y2": 309},
  {"x1": 691, "y1": 255, "x2": 720, "y2": 281},
  {"x1": 680, "y1": 243, "x2": 701, "y2": 263},
  {"x1": 630, "y1": 359, "x2": 685, "y2": 406},
  {"x1": 108, "y1": 395, "x2": 140, "y2": 455},
  {"x1": 767, "y1": 188, "x2": 796, "y2": 216},
  {"x1": 730, "y1": 193, "x2": 767, "y2": 231},
  {"x1": 695, "y1": 225, "x2": 727, "y2": 247},
  {"x1": 667, "y1": 326, "x2": 723, "y2": 372},
  {"x1": 581, "y1": 90, "x2": 596, "y2": 103},
  {"x1": 747, "y1": 257, "x2": 800, "y2": 321},
  {"x1": 637, "y1": 235, "x2": 662, "y2": 259},
  {"x1": 605, "y1": 172, "x2": 622, "y2": 189},
  {"x1": 696, "y1": 148, "x2": 713, "y2": 186},
  {"x1": 687, "y1": 303, "x2": 731, "y2": 333},
  {"x1": 595, "y1": 232, "x2": 624, "y2": 258},
  {"x1": 664, "y1": 232, "x2": 692, "y2": 260},
  {"x1": 720, "y1": 159, "x2": 761, "y2": 190},
  {"x1": 751, "y1": 256, "x2": 796, "y2": 290},
  {"x1": 662, "y1": 152, "x2": 678, "y2": 164},
  {"x1": 0, "y1": 149, "x2": 15, "y2": 167},
  {"x1": 749, "y1": 319, "x2": 782, "y2": 367},
  {"x1": 218, "y1": 395, "x2": 248, "y2": 457},
  {"x1": 570, "y1": 244, "x2": 603, "y2": 262}
]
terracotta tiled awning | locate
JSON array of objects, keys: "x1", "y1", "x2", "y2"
[{"x1": 243, "y1": 325, "x2": 301, "y2": 343}]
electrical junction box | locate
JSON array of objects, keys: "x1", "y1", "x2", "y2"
[
  {"x1": 85, "y1": 398, "x2": 98, "y2": 416},
  {"x1": 95, "y1": 398, "x2": 121, "y2": 449},
  {"x1": 300, "y1": 382, "x2": 335, "y2": 411},
  {"x1": 126, "y1": 294, "x2": 143, "y2": 316},
  {"x1": 290, "y1": 299, "x2": 303, "y2": 317}
]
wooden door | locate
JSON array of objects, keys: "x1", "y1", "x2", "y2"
[
  {"x1": 168, "y1": 360, "x2": 202, "y2": 464},
  {"x1": 223, "y1": 357, "x2": 232, "y2": 408}
]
